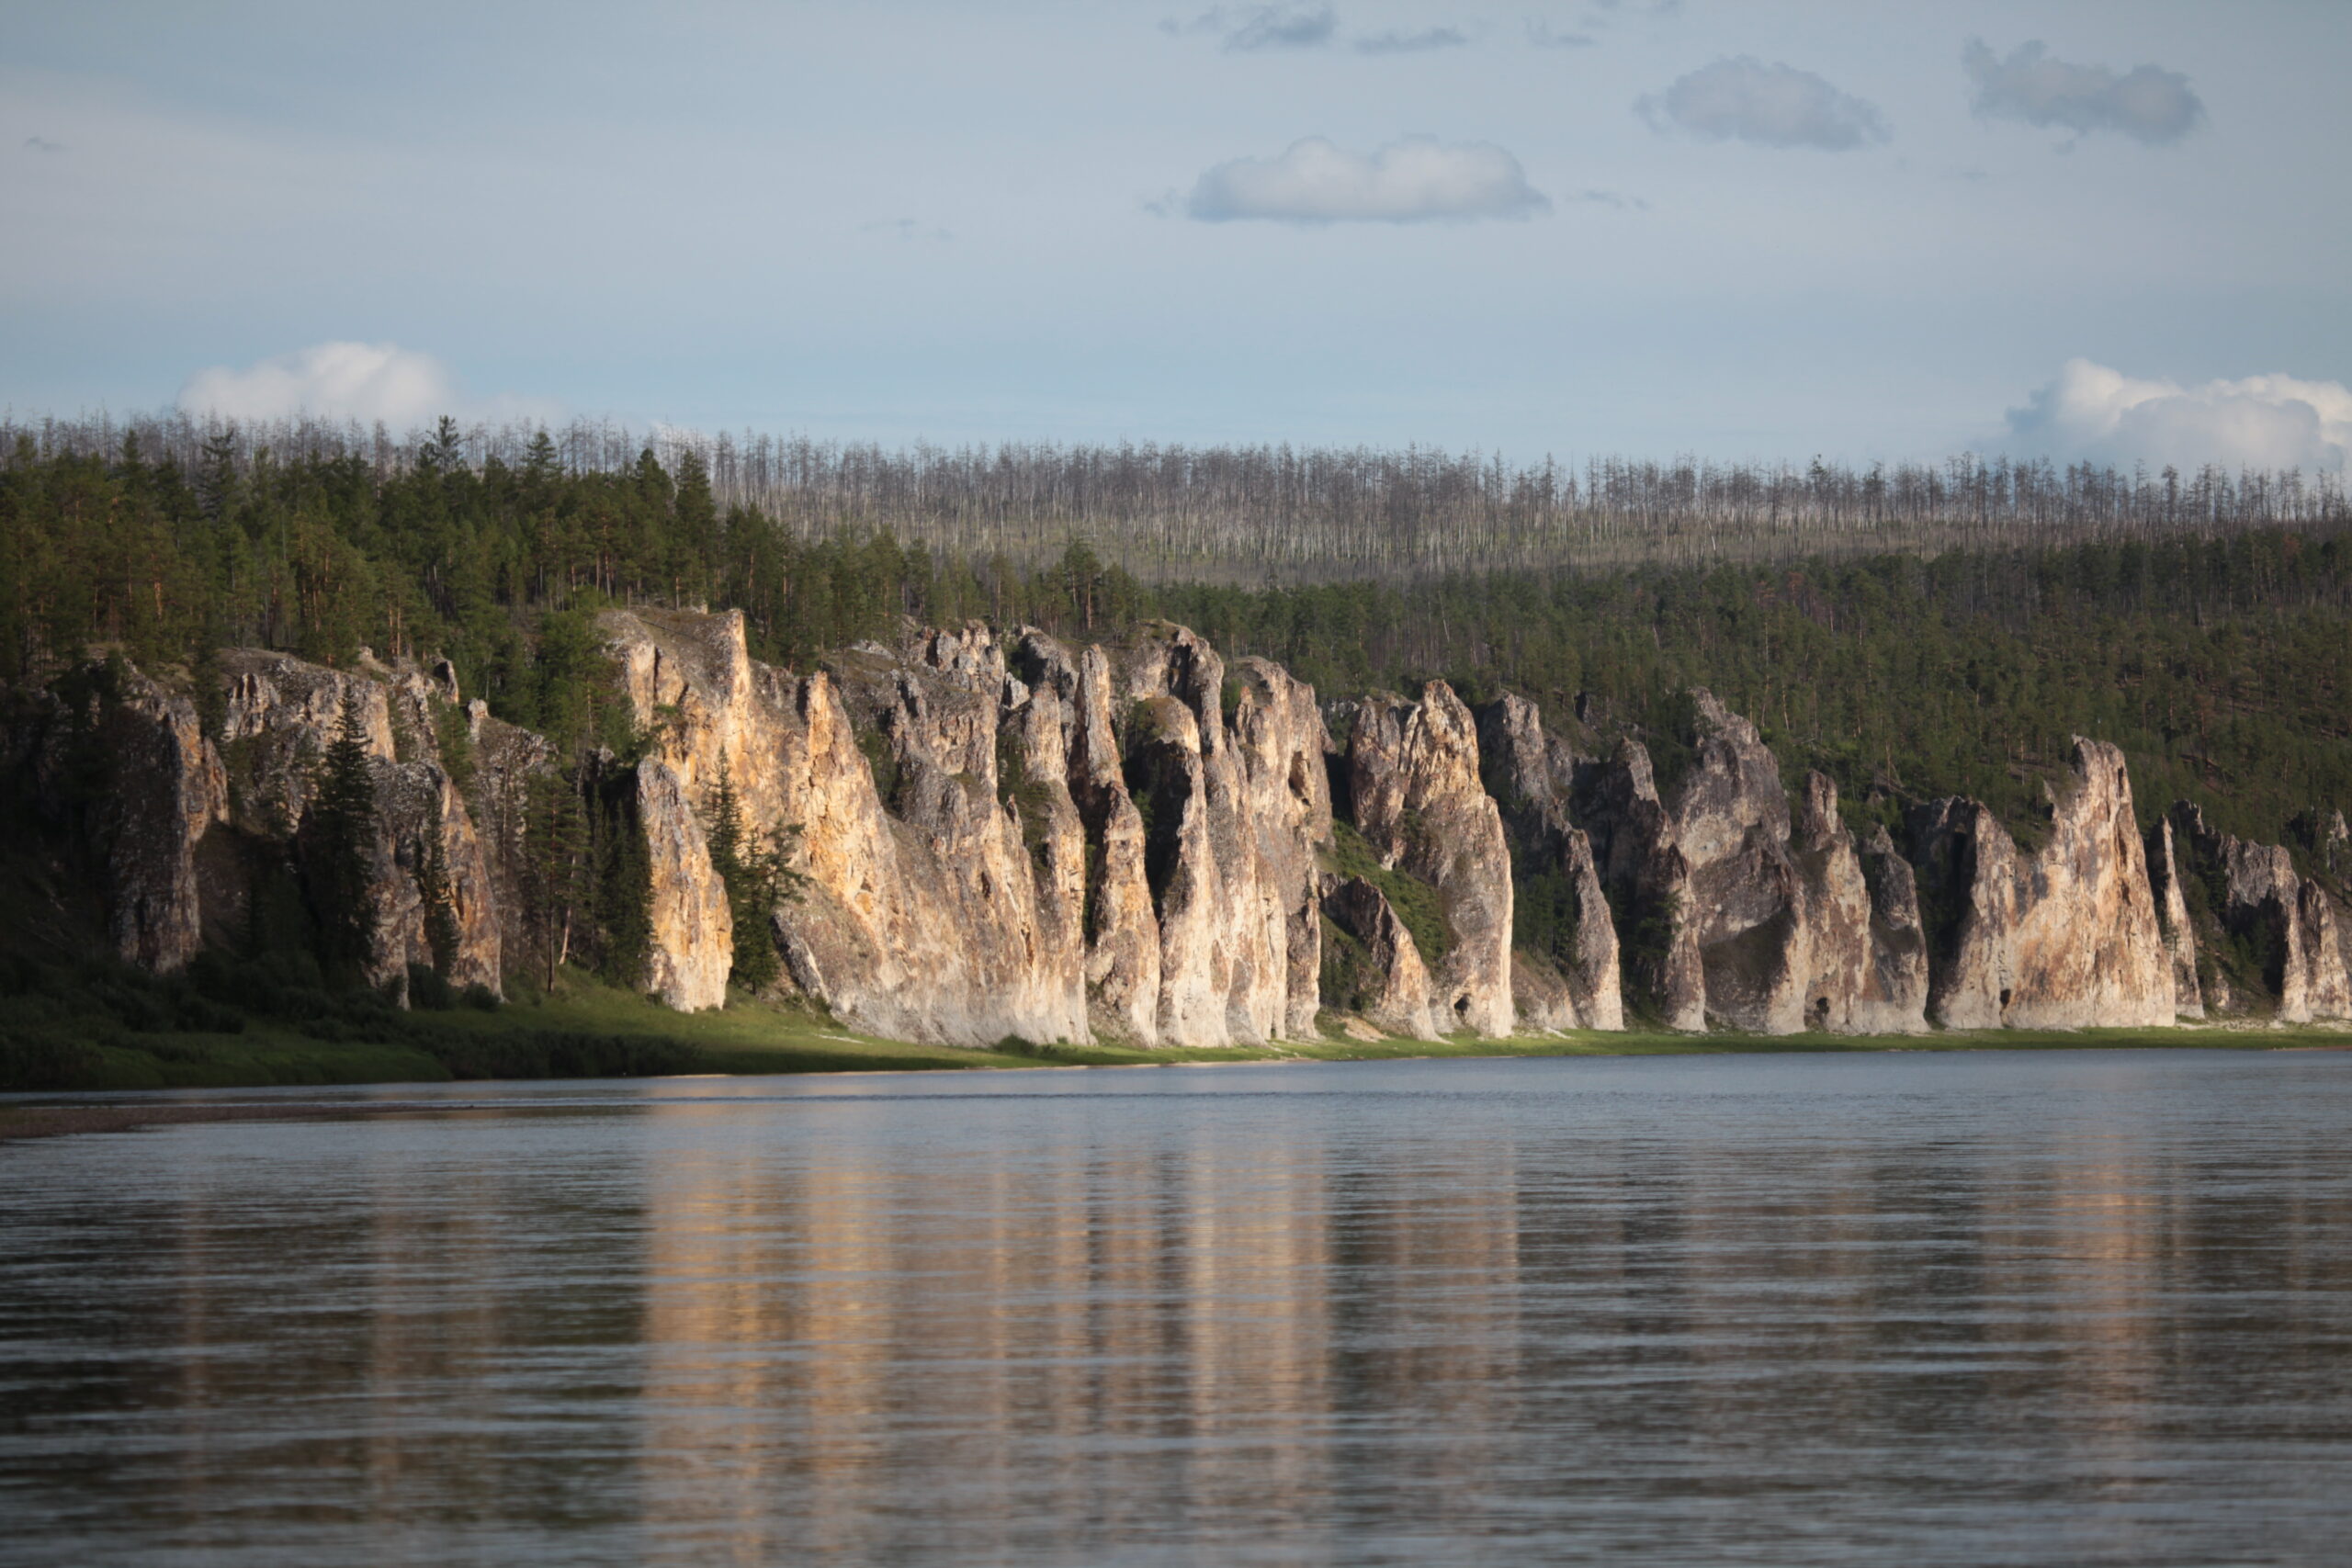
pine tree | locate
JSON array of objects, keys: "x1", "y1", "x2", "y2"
[
  {"x1": 520, "y1": 768, "x2": 591, "y2": 995},
  {"x1": 414, "y1": 795, "x2": 461, "y2": 977},
  {"x1": 305, "y1": 688, "x2": 381, "y2": 987},
  {"x1": 704, "y1": 751, "x2": 782, "y2": 994},
  {"x1": 594, "y1": 789, "x2": 653, "y2": 989}
]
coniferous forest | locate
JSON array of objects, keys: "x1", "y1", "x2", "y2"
[{"x1": 6, "y1": 414, "x2": 2347, "y2": 856}]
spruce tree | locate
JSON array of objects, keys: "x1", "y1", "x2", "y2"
[
  {"x1": 704, "y1": 751, "x2": 782, "y2": 994},
  {"x1": 414, "y1": 795, "x2": 461, "y2": 977},
  {"x1": 594, "y1": 791, "x2": 653, "y2": 990},
  {"x1": 521, "y1": 768, "x2": 590, "y2": 995},
  {"x1": 306, "y1": 688, "x2": 381, "y2": 987}
]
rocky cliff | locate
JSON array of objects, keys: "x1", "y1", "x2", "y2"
[
  {"x1": 11, "y1": 649, "x2": 503, "y2": 999},
  {"x1": 1342, "y1": 684, "x2": 1515, "y2": 1036},
  {"x1": 1908, "y1": 740, "x2": 2173, "y2": 1030},
  {"x1": 599, "y1": 612, "x2": 1335, "y2": 1047},
  {"x1": 11, "y1": 614, "x2": 2316, "y2": 1044},
  {"x1": 2170, "y1": 803, "x2": 2352, "y2": 1023},
  {"x1": 1476, "y1": 694, "x2": 1622, "y2": 1032}
]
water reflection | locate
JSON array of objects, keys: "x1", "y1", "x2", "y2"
[{"x1": 4, "y1": 1053, "x2": 2352, "y2": 1565}]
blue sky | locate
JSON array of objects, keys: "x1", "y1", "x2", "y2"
[{"x1": 5, "y1": 0, "x2": 2347, "y2": 468}]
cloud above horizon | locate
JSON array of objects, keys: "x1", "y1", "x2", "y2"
[
  {"x1": 176, "y1": 342, "x2": 553, "y2": 429},
  {"x1": 1164, "y1": 6, "x2": 1464, "y2": 55},
  {"x1": 1352, "y1": 26, "x2": 1465, "y2": 55},
  {"x1": 2006, "y1": 359, "x2": 2351, "y2": 470},
  {"x1": 1164, "y1": 6, "x2": 1337, "y2": 51},
  {"x1": 1964, "y1": 39, "x2": 2204, "y2": 145},
  {"x1": 1185, "y1": 136, "x2": 1549, "y2": 223},
  {"x1": 1637, "y1": 57, "x2": 1890, "y2": 150}
]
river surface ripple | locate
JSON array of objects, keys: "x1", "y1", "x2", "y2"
[{"x1": 4, "y1": 1049, "x2": 2350, "y2": 1566}]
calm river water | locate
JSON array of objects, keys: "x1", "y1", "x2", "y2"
[{"x1": 4, "y1": 1050, "x2": 2350, "y2": 1566}]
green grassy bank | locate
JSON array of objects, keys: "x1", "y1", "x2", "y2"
[{"x1": 6, "y1": 958, "x2": 2346, "y2": 1104}]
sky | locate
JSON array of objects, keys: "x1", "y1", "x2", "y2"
[{"x1": 5, "y1": 0, "x2": 2349, "y2": 468}]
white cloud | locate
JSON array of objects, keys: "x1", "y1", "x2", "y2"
[
  {"x1": 1164, "y1": 6, "x2": 1337, "y2": 52},
  {"x1": 1637, "y1": 56, "x2": 1889, "y2": 151},
  {"x1": 1186, "y1": 136, "x2": 1549, "y2": 223},
  {"x1": 2006, "y1": 359, "x2": 2352, "y2": 470},
  {"x1": 175, "y1": 342, "x2": 551, "y2": 429},
  {"x1": 1964, "y1": 39, "x2": 2203, "y2": 145},
  {"x1": 1353, "y1": 27, "x2": 1466, "y2": 55}
]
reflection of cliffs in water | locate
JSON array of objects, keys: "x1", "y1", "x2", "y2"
[
  {"x1": 17, "y1": 606, "x2": 2352, "y2": 1038},
  {"x1": 15, "y1": 1058, "x2": 2352, "y2": 1565}
]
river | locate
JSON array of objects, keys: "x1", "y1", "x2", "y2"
[{"x1": 4, "y1": 1049, "x2": 2350, "y2": 1565}]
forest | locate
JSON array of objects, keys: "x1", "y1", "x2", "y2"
[{"x1": 5, "y1": 413, "x2": 2349, "y2": 857}]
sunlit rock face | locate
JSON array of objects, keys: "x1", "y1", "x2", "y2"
[
  {"x1": 634, "y1": 756, "x2": 730, "y2": 1011},
  {"x1": 2170, "y1": 802, "x2": 2352, "y2": 1023},
  {"x1": 1104, "y1": 625, "x2": 1333, "y2": 1045},
  {"x1": 19, "y1": 617, "x2": 2250, "y2": 1048},
  {"x1": 1344, "y1": 683, "x2": 1514, "y2": 1037},
  {"x1": 604, "y1": 610, "x2": 1087, "y2": 1043},
  {"x1": 1476, "y1": 694, "x2": 1621, "y2": 1032},
  {"x1": 599, "y1": 612, "x2": 1338, "y2": 1046},
  {"x1": 1907, "y1": 739, "x2": 2173, "y2": 1031}
]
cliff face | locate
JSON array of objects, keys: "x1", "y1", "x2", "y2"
[
  {"x1": 9, "y1": 617, "x2": 2271, "y2": 1044},
  {"x1": 2171, "y1": 803, "x2": 2352, "y2": 1023},
  {"x1": 1476, "y1": 694, "x2": 1622, "y2": 1032},
  {"x1": 213, "y1": 651, "x2": 503, "y2": 998},
  {"x1": 1909, "y1": 740, "x2": 2174, "y2": 1030},
  {"x1": 1344, "y1": 684, "x2": 1514, "y2": 1036},
  {"x1": 1563, "y1": 693, "x2": 1929, "y2": 1035},
  {"x1": 1575, "y1": 738, "x2": 1706, "y2": 1031},
  {"x1": 1325, "y1": 876, "x2": 1441, "y2": 1040},
  {"x1": 2145, "y1": 816, "x2": 2207, "y2": 1019},
  {"x1": 600, "y1": 612, "x2": 1335, "y2": 1047},
  {"x1": 77, "y1": 668, "x2": 225, "y2": 976},
  {"x1": 14, "y1": 650, "x2": 503, "y2": 998}
]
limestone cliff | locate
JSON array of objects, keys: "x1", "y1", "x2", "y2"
[
  {"x1": 599, "y1": 612, "x2": 1334, "y2": 1046},
  {"x1": 209, "y1": 650, "x2": 502, "y2": 998},
  {"x1": 6, "y1": 619, "x2": 2287, "y2": 1047},
  {"x1": 21, "y1": 664, "x2": 230, "y2": 975},
  {"x1": 1620, "y1": 694, "x2": 1928, "y2": 1034},
  {"x1": 1907, "y1": 739, "x2": 2173, "y2": 1030},
  {"x1": 605, "y1": 609, "x2": 1089, "y2": 1042},
  {"x1": 1476, "y1": 694, "x2": 1622, "y2": 1032},
  {"x1": 1574, "y1": 738, "x2": 1706, "y2": 1031},
  {"x1": 2170, "y1": 803, "x2": 2352, "y2": 1023},
  {"x1": 1324, "y1": 876, "x2": 1441, "y2": 1040},
  {"x1": 2145, "y1": 816, "x2": 2207, "y2": 1019},
  {"x1": 1342, "y1": 684, "x2": 1514, "y2": 1035}
]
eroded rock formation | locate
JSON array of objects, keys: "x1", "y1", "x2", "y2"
[
  {"x1": 15, "y1": 615, "x2": 2304, "y2": 1044},
  {"x1": 1324, "y1": 876, "x2": 1441, "y2": 1040},
  {"x1": 1477, "y1": 694, "x2": 1622, "y2": 1032},
  {"x1": 1344, "y1": 683, "x2": 1514, "y2": 1036},
  {"x1": 1907, "y1": 740, "x2": 2173, "y2": 1030},
  {"x1": 2170, "y1": 803, "x2": 2352, "y2": 1023},
  {"x1": 599, "y1": 612, "x2": 1336, "y2": 1046}
]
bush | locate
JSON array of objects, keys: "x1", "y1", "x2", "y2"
[
  {"x1": 412, "y1": 1027, "x2": 698, "y2": 1080},
  {"x1": 0, "y1": 1025, "x2": 108, "y2": 1091},
  {"x1": 407, "y1": 963, "x2": 457, "y2": 1011}
]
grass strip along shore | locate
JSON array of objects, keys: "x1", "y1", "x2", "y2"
[{"x1": 6, "y1": 967, "x2": 2344, "y2": 1141}]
